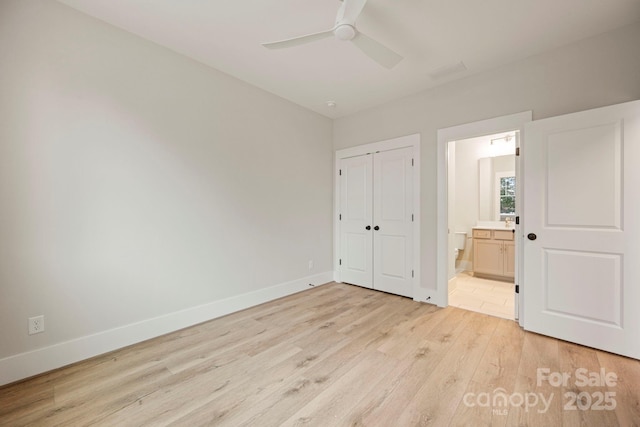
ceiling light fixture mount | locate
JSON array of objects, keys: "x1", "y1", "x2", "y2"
[{"x1": 326, "y1": 101, "x2": 337, "y2": 108}]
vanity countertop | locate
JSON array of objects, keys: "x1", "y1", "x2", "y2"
[{"x1": 473, "y1": 225, "x2": 515, "y2": 230}]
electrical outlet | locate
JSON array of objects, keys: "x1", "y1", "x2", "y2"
[
  {"x1": 308, "y1": 260, "x2": 314, "y2": 271},
  {"x1": 28, "y1": 315, "x2": 45, "y2": 335}
]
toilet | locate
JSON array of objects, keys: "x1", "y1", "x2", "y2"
[{"x1": 454, "y1": 231, "x2": 467, "y2": 258}]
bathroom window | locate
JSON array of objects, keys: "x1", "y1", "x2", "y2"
[{"x1": 495, "y1": 172, "x2": 515, "y2": 220}]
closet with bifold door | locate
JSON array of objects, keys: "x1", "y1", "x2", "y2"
[{"x1": 338, "y1": 146, "x2": 414, "y2": 298}]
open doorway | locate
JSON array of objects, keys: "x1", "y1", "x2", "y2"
[
  {"x1": 447, "y1": 132, "x2": 517, "y2": 320},
  {"x1": 436, "y1": 111, "x2": 532, "y2": 326}
]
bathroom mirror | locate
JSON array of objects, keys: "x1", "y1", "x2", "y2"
[{"x1": 478, "y1": 154, "x2": 515, "y2": 221}]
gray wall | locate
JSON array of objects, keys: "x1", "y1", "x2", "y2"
[
  {"x1": 0, "y1": 0, "x2": 333, "y2": 362},
  {"x1": 333, "y1": 22, "x2": 640, "y2": 293}
]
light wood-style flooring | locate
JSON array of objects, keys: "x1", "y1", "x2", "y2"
[
  {"x1": 448, "y1": 272, "x2": 515, "y2": 320},
  {"x1": 1, "y1": 283, "x2": 639, "y2": 426}
]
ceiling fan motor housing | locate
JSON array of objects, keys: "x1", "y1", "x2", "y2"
[{"x1": 334, "y1": 24, "x2": 356, "y2": 41}]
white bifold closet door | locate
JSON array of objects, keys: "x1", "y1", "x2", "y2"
[{"x1": 339, "y1": 147, "x2": 414, "y2": 298}]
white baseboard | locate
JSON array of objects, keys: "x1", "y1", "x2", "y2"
[
  {"x1": 0, "y1": 271, "x2": 333, "y2": 386},
  {"x1": 448, "y1": 275, "x2": 458, "y2": 293},
  {"x1": 455, "y1": 260, "x2": 472, "y2": 274}
]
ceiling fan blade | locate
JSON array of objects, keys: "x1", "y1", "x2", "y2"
[
  {"x1": 262, "y1": 29, "x2": 334, "y2": 49},
  {"x1": 351, "y1": 32, "x2": 402, "y2": 69},
  {"x1": 337, "y1": 0, "x2": 368, "y2": 23}
]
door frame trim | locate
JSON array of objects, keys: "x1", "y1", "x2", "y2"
[
  {"x1": 334, "y1": 134, "x2": 421, "y2": 300},
  {"x1": 436, "y1": 112, "x2": 531, "y2": 323}
]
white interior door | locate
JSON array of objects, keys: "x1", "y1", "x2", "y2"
[
  {"x1": 523, "y1": 100, "x2": 640, "y2": 359},
  {"x1": 373, "y1": 147, "x2": 414, "y2": 297},
  {"x1": 339, "y1": 147, "x2": 414, "y2": 297},
  {"x1": 339, "y1": 154, "x2": 373, "y2": 289}
]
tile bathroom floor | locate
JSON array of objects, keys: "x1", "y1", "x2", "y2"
[{"x1": 448, "y1": 271, "x2": 515, "y2": 319}]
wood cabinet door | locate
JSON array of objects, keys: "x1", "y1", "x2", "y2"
[{"x1": 473, "y1": 239, "x2": 504, "y2": 276}]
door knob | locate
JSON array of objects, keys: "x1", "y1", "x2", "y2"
[
  {"x1": 374, "y1": 226, "x2": 380, "y2": 231},
  {"x1": 527, "y1": 233, "x2": 537, "y2": 241},
  {"x1": 366, "y1": 225, "x2": 371, "y2": 230}
]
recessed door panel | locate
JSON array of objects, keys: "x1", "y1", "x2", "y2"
[
  {"x1": 346, "y1": 163, "x2": 368, "y2": 221},
  {"x1": 379, "y1": 235, "x2": 406, "y2": 279},
  {"x1": 546, "y1": 123, "x2": 621, "y2": 229},
  {"x1": 344, "y1": 233, "x2": 367, "y2": 272},
  {"x1": 503, "y1": 241, "x2": 515, "y2": 278},
  {"x1": 543, "y1": 249, "x2": 621, "y2": 326},
  {"x1": 380, "y1": 157, "x2": 406, "y2": 221},
  {"x1": 473, "y1": 240, "x2": 504, "y2": 276}
]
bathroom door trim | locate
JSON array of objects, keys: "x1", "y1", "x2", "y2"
[{"x1": 436, "y1": 111, "x2": 531, "y2": 326}]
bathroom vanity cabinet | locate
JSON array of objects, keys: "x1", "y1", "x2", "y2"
[{"x1": 472, "y1": 228, "x2": 515, "y2": 280}]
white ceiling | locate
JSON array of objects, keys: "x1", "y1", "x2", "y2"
[{"x1": 57, "y1": 0, "x2": 640, "y2": 119}]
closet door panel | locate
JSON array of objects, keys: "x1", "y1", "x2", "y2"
[
  {"x1": 373, "y1": 147, "x2": 413, "y2": 297},
  {"x1": 339, "y1": 155, "x2": 373, "y2": 288}
]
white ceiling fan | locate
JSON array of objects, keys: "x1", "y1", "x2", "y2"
[{"x1": 261, "y1": 0, "x2": 403, "y2": 69}]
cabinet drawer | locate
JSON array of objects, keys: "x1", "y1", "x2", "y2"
[
  {"x1": 472, "y1": 229, "x2": 492, "y2": 239},
  {"x1": 494, "y1": 230, "x2": 515, "y2": 241}
]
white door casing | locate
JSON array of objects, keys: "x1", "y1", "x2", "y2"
[
  {"x1": 436, "y1": 111, "x2": 532, "y2": 310},
  {"x1": 523, "y1": 100, "x2": 640, "y2": 359}
]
